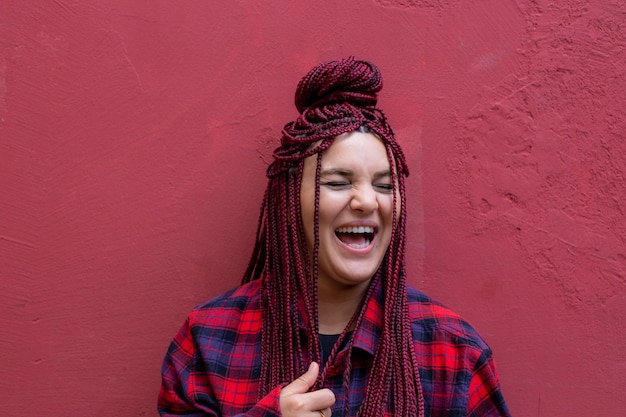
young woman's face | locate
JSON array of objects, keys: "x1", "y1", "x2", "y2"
[{"x1": 300, "y1": 131, "x2": 398, "y2": 293}]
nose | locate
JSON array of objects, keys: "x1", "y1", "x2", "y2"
[{"x1": 349, "y1": 185, "x2": 378, "y2": 212}]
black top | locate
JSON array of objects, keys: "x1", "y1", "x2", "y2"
[{"x1": 319, "y1": 332, "x2": 352, "y2": 366}]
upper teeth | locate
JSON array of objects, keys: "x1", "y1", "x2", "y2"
[{"x1": 336, "y1": 226, "x2": 374, "y2": 234}]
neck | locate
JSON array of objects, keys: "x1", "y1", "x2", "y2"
[{"x1": 317, "y1": 279, "x2": 370, "y2": 335}]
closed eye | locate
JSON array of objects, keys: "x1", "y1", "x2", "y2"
[
  {"x1": 374, "y1": 183, "x2": 393, "y2": 193},
  {"x1": 321, "y1": 181, "x2": 351, "y2": 190}
]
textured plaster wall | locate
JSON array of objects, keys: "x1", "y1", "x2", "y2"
[{"x1": 1, "y1": 0, "x2": 625, "y2": 415}]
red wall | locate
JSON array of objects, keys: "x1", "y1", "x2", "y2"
[{"x1": 2, "y1": 1, "x2": 625, "y2": 415}]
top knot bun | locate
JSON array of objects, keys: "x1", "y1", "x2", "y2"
[{"x1": 294, "y1": 57, "x2": 383, "y2": 114}]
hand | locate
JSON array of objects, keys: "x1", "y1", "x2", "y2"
[{"x1": 279, "y1": 362, "x2": 335, "y2": 417}]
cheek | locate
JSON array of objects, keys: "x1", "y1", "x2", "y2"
[
  {"x1": 394, "y1": 194, "x2": 401, "y2": 220},
  {"x1": 300, "y1": 192, "x2": 314, "y2": 246},
  {"x1": 380, "y1": 194, "x2": 398, "y2": 224},
  {"x1": 387, "y1": 187, "x2": 402, "y2": 226},
  {"x1": 299, "y1": 181, "x2": 322, "y2": 252},
  {"x1": 299, "y1": 156, "x2": 319, "y2": 246}
]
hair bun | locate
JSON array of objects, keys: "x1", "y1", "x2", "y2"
[{"x1": 294, "y1": 57, "x2": 383, "y2": 114}]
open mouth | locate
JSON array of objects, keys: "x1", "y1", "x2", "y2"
[{"x1": 335, "y1": 226, "x2": 376, "y2": 249}]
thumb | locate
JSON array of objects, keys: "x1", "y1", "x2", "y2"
[{"x1": 281, "y1": 362, "x2": 319, "y2": 395}]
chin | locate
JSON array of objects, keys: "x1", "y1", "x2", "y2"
[{"x1": 334, "y1": 267, "x2": 380, "y2": 287}]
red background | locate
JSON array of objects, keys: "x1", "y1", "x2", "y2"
[{"x1": 2, "y1": 1, "x2": 625, "y2": 415}]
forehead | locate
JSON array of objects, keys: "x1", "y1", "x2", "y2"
[{"x1": 320, "y1": 131, "x2": 390, "y2": 169}]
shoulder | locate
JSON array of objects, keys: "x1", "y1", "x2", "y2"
[
  {"x1": 186, "y1": 279, "x2": 263, "y2": 334},
  {"x1": 406, "y1": 286, "x2": 511, "y2": 416},
  {"x1": 406, "y1": 285, "x2": 490, "y2": 352},
  {"x1": 193, "y1": 279, "x2": 262, "y2": 311}
]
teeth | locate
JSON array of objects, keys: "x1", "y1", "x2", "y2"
[
  {"x1": 347, "y1": 238, "x2": 371, "y2": 249},
  {"x1": 336, "y1": 226, "x2": 374, "y2": 234}
]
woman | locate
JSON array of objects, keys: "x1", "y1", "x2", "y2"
[{"x1": 158, "y1": 57, "x2": 510, "y2": 417}]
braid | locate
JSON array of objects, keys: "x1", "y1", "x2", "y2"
[
  {"x1": 242, "y1": 57, "x2": 423, "y2": 416},
  {"x1": 311, "y1": 153, "x2": 324, "y2": 366}
]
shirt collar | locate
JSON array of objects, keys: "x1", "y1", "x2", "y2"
[
  {"x1": 297, "y1": 276, "x2": 384, "y2": 358},
  {"x1": 350, "y1": 276, "x2": 383, "y2": 356}
]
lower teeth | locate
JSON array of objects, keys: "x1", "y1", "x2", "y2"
[{"x1": 348, "y1": 239, "x2": 371, "y2": 249}]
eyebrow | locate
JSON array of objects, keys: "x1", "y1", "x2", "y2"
[{"x1": 320, "y1": 168, "x2": 391, "y2": 179}]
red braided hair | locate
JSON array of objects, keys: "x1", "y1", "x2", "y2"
[{"x1": 242, "y1": 57, "x2": 424, "y2": 416}]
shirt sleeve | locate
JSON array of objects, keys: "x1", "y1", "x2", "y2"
[
  {"x1": 157, "y1": 317, "x2": 282, "y2": 417},
  {"x1": 466, "y1": 348, "x2": 511, "y2": 417}
]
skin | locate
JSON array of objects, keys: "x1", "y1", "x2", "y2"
[
  {"x1": 280, "y1": 362, "x2": 335, "y2": 417},
  {"x1": 300, "y1": 130, "x2": 397, "y2": 334},
  {"x1": 280, "y1": 131, "x2": 397, "y2": 416}
]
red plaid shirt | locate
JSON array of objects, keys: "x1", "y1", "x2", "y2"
[{"x1": 158, "y1": 278, "x2": 510, "y2": 416}]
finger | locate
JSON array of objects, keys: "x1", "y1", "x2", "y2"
[
  {"x1": 320, "y1": 406, "x2": 333, "y2": 417},
  {"x1": 281, "y1": 362, "x2": 320, "y2": 396},
  {"x1": 279, "y1": 388, "x2": 335, "y2": 417},
  {"x1": 301, "y1": 387, "x2": 335, "y2": 408}
]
